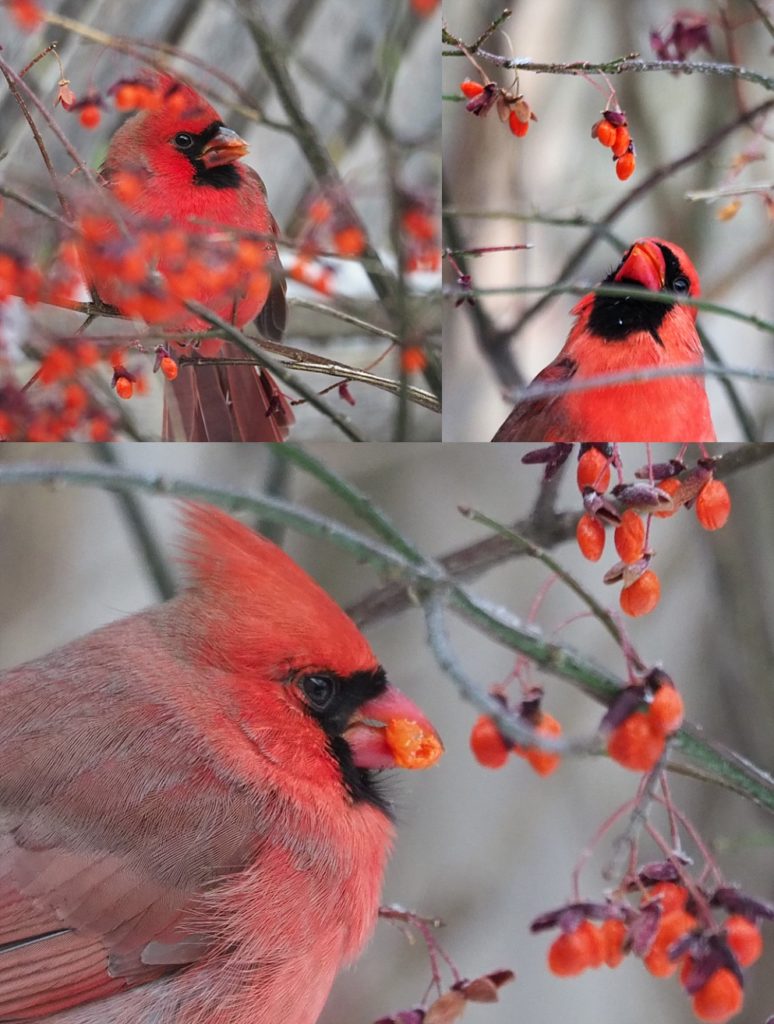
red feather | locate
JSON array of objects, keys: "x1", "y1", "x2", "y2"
[
  {"x1": 492, "y1": 238, "x2": 717, "y2": 441},
  {"x1": 96, "y1": 76, "x2": 293, "y2": 441},
  {"x1": 0, "y1": 506, "x2": 441, "y2": 1023}
]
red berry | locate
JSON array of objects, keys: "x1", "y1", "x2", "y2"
[
  {"x1": 643, "y1": 881, "x2": 688, "y2": 915},
  {"x1": 576, "y1": 447, "x2": 611, "y2": 492},
  {"x1": 525, "y1": 712, "x2": 562, "y2": 777},
  {"x1": 548, "y1": 928, "x2": 593, "y2": 976},
  {"x1": 691, "y1": 967, "x2": 744, "y2": 1023},
  {"x1": 614, "y1": 509, "x2": 646, "y2": 564},
  {"x1": 460, "y1": 79, "x2": 485, "y2": 99},
  {"x1": 79, "y1": 103, "x2": 101, "y2": 129},
  {"x1": 508, "y1": 110, "x2": 529, "y2": 137},
  {"x1": 620, "y1": 570, "x2": 660, "y2": 617},
  {"x1": 600, "y1": 918, "x2": 627, "y2": 967},
  {"x1": 695, "y1": 480, "x2": 731, "y2": 531},
  {"x1": 607, "y1": 711, "x2": 664, "y2": 771},
  {"x1": 114, "y1": 375, "x2": 133, "y2": 400},
  {"x1": 593, "y1": 119, "x2": 616, "y2": 147},
  {"x1": 611, "y1": 125, "x2": 631, "y2": 158},
  {"x1": 724, "y1": 915, "x2": 762, "y2": 967},
  {"x1": 576, "y1": 514, "x2": 605, "y2": 561},
  {"x1": 470, "y1": 715, "x2": 509, "y2": 769},
  {"x1": 615, "y1": 152, "x2": 636, "y2": 180},
  {"x1": 649, "y1": 685, "x2": 684, "y2": 735}
]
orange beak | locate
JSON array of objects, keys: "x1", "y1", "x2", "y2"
[
  {"x1": 345, "y1": 684, "x2": 443, "y2": 771},
  {"x1": 615, "y1": 240, "x2": 666, "y2": 292},
  {"x1": 200, "y1": 126, "x2": 249, "y2": 169}
]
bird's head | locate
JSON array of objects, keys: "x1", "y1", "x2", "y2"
[
  {"x1": 108, "y1": 74, "x2": 250, "y2": 190},
  {"x1": 173, "y1": 503, "x2": 442, "y2": 815},
  {"x1": 584, "y1": 237, "x2": 701, "y2": 344}
]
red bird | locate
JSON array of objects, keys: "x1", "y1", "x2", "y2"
[
  {"x1": 491, "y1": 238, "x2": 717, "y2": 441},
  {"x1": 0, "y1": 505, "x2": 442, "y2": 1023},
  {"x1": 98, "y1": 75, "x2": 293, "y2": 441}
]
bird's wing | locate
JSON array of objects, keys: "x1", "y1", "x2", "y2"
[
  {"x1": 0, "y1": 618, "x2": 270, "y2": 1020},
  {"x1": 491, "y1": 356, "x2": 577, "y2": 441}
]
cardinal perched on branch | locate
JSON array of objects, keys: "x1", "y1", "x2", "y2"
[
  {"x1": 90, "y1": 74, "x2": 293, "y2": 441},
  {"x1": 491, "y1": 238, "x2": 717, "y2": 442},
  {"x1": 0, "y1": 505, "x2": 443, "y2": 1023}
]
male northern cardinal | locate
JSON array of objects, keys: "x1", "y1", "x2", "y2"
[
  {"x1": 0, "y1": 505, "x2": 442, "y2": 1023},
  {"x1": 97, "y1": 75, "x2": 293, "y2": 441},
  {"x1": 491, "y1": 238, "x2": 717, "y2": 441}
]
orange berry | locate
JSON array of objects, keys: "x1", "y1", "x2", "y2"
[
  {"x1": 577, "y1": 921, "x2": 604, "y2": 968},
  {"x1": 695, "y1": 480, "x2": 731, "y2": 531},
  {"x1": 114, "y1": 83, "x2": 139, "y2": 110},
  {"x1": 470, "y1": 715, "x2": 509, "y2": 769},
  {"x1": 620, "y1": 570, "x2": 660, "y2": 617},
  {"x1": 615, "y1": 152, "x2": 636, "y2": 181},
  {"x1": 384, "y1": 717, "x2": 443, "y2": 770},
  {"x1": 508, "y1": 110, "x2": 530, "y2": 137},
  {"x1": 614, "y1": 509, "x2": 646, "y2": 564},
  {"x1": 114, "y1": 375, "x2": 133, "y2": 400},
  {"x1": 644, "y1": 909, "x2": 696, "y2": 977},
  {"x1": 333, "y1": 225, "x2": 366, "y2": 257},
  {"x1": 460, "y1": 79, "x2": 485, "y2": 99},
  {"x1": 79, "y1": 104, "x2": 101, "y2": 129},
  {"x1": 525, "y1": 712, "x2": 562, "y2": 777},
  {"x1": 607, "y1": 711, "x2": 664, "y2": 771},
  {"x1": 410, "y1": 0, "x2": 438, "y2": 15},
  {"x1": 653, "y1": 476, "x2": 682, "y2": 517},
  {"x1": 692, "y1": 967, "x2": 744, "y2": 1023},
  {"x1": 576, "y1": 513, "x2": 605, "y2": 561},
  {"x1": 611, "y1": 126, "x2": 631, "y2": 158},
  {"x1": 649, "y1": 685, "x2": 684, "y2": 735},
  {"x1": 548, "y1": 928, "x2": 593, "y2": 976},
  {"x1": 159, "y1": 355, "x2": 178, "y2": 381},
  {"x1": 644, "y1": 881, "x2": 688, "y2": 915},
  {"x1": 724, "y1": 915, "x2": 762, "y2": 967},
  {"x1": 576, "y1": 447, "x2": 611, "y2": 492},
  {"x1": 401, "y1": 346, "x2": 428, "y2": 374},
  {"x1": 594, "y1": 119, "x2": 616, "y2": 147},
  {"x1": 600, "y1": 918, "x2": 627, "y2": 967}
]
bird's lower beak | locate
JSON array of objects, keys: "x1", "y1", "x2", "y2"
[
  {"x1": 200, "y1": 126, "x2": 249, "y2": 168},
  {"x1": 345, "y1": 685, "x2": 443, "y2": 771},
  {"x1": 616, "y1": 240, "x2": 665, "y2": 292}
]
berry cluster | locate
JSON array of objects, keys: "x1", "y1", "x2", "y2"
[
  {"x1": 560, "y1": 445, "x2": 731, "y2": 617},
  {"x1": 459, "y1": 79, "x2": 536, "y2": 139},
  {"x1": 470, "y1": 696, "x2": 563, "y2": 776},
  {"x1": 603, "y1": 668, "x2": 684, "y2": 771},
  {"x1": 591, "y1": 110, "x2": 636, "y2": 180},
  {"x1": 532, "y1": 869, "x2": 772, "y2": 1023}
]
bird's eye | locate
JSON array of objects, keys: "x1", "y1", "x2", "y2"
[
  {"x1": 173, "y1": 132, "x2": 194, "y2": 150},
  {"x1": 301, "y1": 674, "x2": 338, "y2": 712},
  {"x1": 672, "y1": 274, "x2": 690, "y2": 294}
]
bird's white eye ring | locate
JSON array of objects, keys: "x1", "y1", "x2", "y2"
[{"x1": 174, "y1": 132, "x2": 194, "y2": 150}]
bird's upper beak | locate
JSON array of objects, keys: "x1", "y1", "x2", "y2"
[
  {"x1": 345, "y1": 684, "x2": 443, "y2": 771},
  {"x1": 200, "y1": 126, "x2": 249, "y2": 169},
  {"x1": 615, "y1": 240, "x2": 666, "y2": 292}
]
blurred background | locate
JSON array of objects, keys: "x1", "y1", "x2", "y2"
[
  {"x1": 1, "y1": 441, "x2": 772, "y2": 1023},
  {"x1": 443, "y1": 0, "x2": 774, "y2": 441},
  {"x1": 0, "y1": 0, "x2": 440, "y2": 440}
]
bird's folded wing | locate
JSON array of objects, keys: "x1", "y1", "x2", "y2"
[
  {"x1": 0, "y1": 639, "x2": 267, "y2": 1020},
  {"x1": 491, "y1": 357, "x2": 576, "y2": 442}
]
